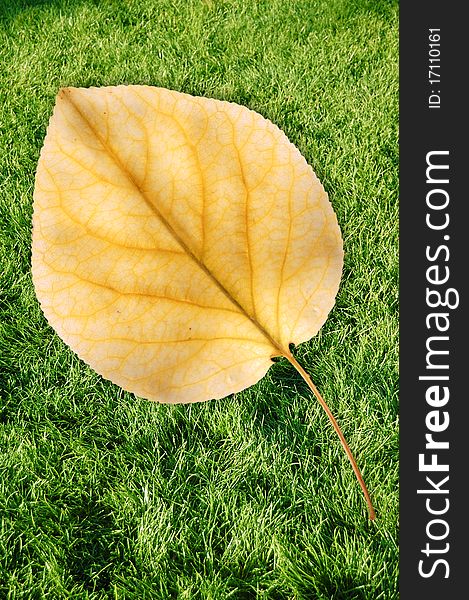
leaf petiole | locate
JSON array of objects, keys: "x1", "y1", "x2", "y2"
[{"x1": 286, "y1": 352, "x2": 376, "y2": 520}]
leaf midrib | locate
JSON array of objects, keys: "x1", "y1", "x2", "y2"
[{"x1": 62, "y1": 87, "x2": 287, "y2": 358}]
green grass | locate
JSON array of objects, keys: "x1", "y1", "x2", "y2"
[{"x1": 0, "y1": 0, "x2": 398, "y2": 598}]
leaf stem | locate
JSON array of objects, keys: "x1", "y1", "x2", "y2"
[{"x1": 286, "y1": 352, "x2": 376, "y2": 520}]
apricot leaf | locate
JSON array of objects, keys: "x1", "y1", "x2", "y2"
[{"x1": 32, "y1": 86, "x2": 374, "y2": 518}]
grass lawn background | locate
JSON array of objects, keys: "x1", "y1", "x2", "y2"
[{"x1": 0, "y1": 1, "x2": 398, "y2": 598}]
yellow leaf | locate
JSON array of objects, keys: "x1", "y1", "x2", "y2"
[
  {"x1": 32, "y1": 86, "x2": 374, "y2": 518},
  {"x1": 32, "y1": 85, "x2": 343, "y2": 403}
]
